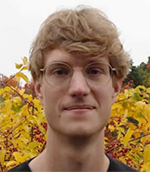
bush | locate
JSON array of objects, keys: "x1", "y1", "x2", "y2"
[{"x1": 0, "y1": 58, "x2": 150, "y2": 171}]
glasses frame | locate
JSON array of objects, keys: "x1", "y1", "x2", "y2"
[{"x1": 40, "y1": 61, "x2": 117, "y2": 87}]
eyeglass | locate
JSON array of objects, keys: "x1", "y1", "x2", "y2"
[{"x1": 40, "y1": 61, "x2": 117, "y2": 87}]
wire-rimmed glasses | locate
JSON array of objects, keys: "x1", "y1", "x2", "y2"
[{"x1": 40, "y1": 61, "x2": 116, "y2": 87}]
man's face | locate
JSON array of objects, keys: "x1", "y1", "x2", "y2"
[{"x1": 35, "y1": 49, "x2": 121, "y2": 137}]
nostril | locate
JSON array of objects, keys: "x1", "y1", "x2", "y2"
[{"x1": 71, "y1": 91, "x2": 88, "y2": 98}]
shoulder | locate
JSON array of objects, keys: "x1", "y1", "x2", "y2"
[
  {"x1": 107, "y1": 155, "x2": 140, "y2": 172},
  {"x1": 7, "y1": 159, "x2": 32, "y2": 172}
]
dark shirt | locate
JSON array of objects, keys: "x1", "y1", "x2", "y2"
[{"x1": 8, "y1": 155, "x2": 139, "y2": 172}]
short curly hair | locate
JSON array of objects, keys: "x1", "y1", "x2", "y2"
[{"x1": 29, "y1": 5, "x2": 130, "y2": 82}]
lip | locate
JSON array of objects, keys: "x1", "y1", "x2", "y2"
[{"x1": 63, "y1": 105, "x2": 96, "y2": 111}]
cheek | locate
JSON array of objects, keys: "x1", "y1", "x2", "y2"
[
  {"x1": 43, "y1": 94, "x2": 59, "y2": 126},
  {"x1": 95, "y1": 86, "x2": 114, "y2": 106},
  {"x1": 42, "y1": 86, "x2": 64, "y2": 119},
  {"x1": 43, "y1": 92, "x2": 58, "y2": 111}
]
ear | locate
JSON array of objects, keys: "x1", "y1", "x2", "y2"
[
  {"x1": 112, "y1": 79, "x2": 122, "y2": 104},
  {"x1": 34, "y1": 81, "x2": 43, "y2": 103}
]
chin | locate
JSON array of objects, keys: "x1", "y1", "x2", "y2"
[
  {"x1": 65, "y1": 125, "x2": 101, "y2": 138},
  {"x1": 67, "y1": 132, "x2": 93, "y2": 143}
]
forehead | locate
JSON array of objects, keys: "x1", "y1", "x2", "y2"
[{"x1": 43, "y1": 48, "x2": 109, "y2": 66}]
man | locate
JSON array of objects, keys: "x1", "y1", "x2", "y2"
[{"x1": 8, "y1": 5, "x2": 139, "y2": 171}]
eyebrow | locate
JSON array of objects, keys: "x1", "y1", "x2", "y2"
[
  {"x1": 45, "y1": 57, "x2": 109, "y2": 69},
  {"x1": 87, "y1": 58, "x2": 109, "y2": 64}
]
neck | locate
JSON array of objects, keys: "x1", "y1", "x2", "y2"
[{"x1": 29, "y1": 128, "x2": 109, "y2": 172}]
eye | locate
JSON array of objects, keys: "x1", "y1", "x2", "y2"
[
  {"x1": 89, "y1": 68, "x2": 102, "y2": 74},
  {"x1": 86, "y1": 67, "x2": 104, "y2": 76},
  {"x1": 45, "y1": 63, "x2": 71, "y2": 77},
  {"x1": 52, "y1": 68, "x2": 69, "y2": 76}
]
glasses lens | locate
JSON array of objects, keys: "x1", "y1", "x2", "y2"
[
  {"x1": 44, "y1": 63, "x2": 71, "y2": 87},
  {"x1": 85, "y1": 62, "x2": 112, "y2": 86}
]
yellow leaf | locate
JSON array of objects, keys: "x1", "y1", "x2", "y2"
[
  {"x1": 15, "y1": 63, "x2": 23, "y2": 69},
  {"x1": 6, "y1": 161, "x2": 17, "y2": 167},
  {"x1": 0, "y1": 150, "x2": 6, "y2": 164},
  {"x1": 133, "y1": 132, "x2": 141, "y2": 139},
  {"x1": 15, "y1": 75, "x2": 20, "y2": 83},
  {"x1": 12, "y1": 97, "x2": 22, "y2": 107},
  {"x1": 123, "y1": 128, "x2": 134, "y2": 147},
  {"x1": 108, "y1": 125, "x2": 115, "y2": 132},
  {"x1": 136, "y1": 85, "x2": 146, "y2": 91},
  {"x1": 146, "y1": 88, "x2": 150, "y2": 94},
  {"x1": 28, "y1": 142, "x2": 39, "y2": 149},
  {"x1": 22, "y1": 57, "x2": 28, "y2": 66},
  {"x1": 18, "y1": 88, "x2": 25, "y2": 95},
  {"x1": 20, "y1": 66, "x2": 28, "y2": 71},
  {"x1": 128, "y1": 123, "x2": 137, "y2": 130},
  {"x1": 144, "y1": 144, "x2": 150, "y2": 164},
  {"x1": 4, "y1": 86, "x2": 11, "y2": 92},
  {"x1": 141, "y1": 135, "x2": 150, "y2": 145},
  {"x1": 118, "y1": 156, "x2": 126, "y2": 164},
  {"x1": 0, "y1": 88, "x2": 4, "y2": 95},
  {"x1": 16, "y1": 72, "x2": 29, "y2": 83},
  {"x1": 13, "y1": 152, "x2": 31, "y2": 163},
  {"x1": 13, "y1": 152, "x2": 23, "y2": 162},
  {"x1": 141, "y1": 161, "x2": 150, "y2": 172}
]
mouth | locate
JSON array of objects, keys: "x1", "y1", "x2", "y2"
[{"x1": 64, "y1": 105, "x2": 96, "y2": 111}]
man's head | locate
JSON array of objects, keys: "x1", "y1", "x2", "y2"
[
  {"x1": 29, "y1": 6, "x2": 131, "y2": 137},
  {"x1": 29, "y1": 5, "x2": 130, "y2": 84}
]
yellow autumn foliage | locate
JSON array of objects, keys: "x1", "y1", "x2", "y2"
[
  {"x1": 105, "y1": 85, "x2": 150, "y2": 171},
  {"x1": 0, "y1": 58, "x2": 150, "y2": 171}
]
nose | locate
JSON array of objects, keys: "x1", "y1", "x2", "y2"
[{"x1": 68, "y1": 70, "x2": 90, "y2": 98}]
